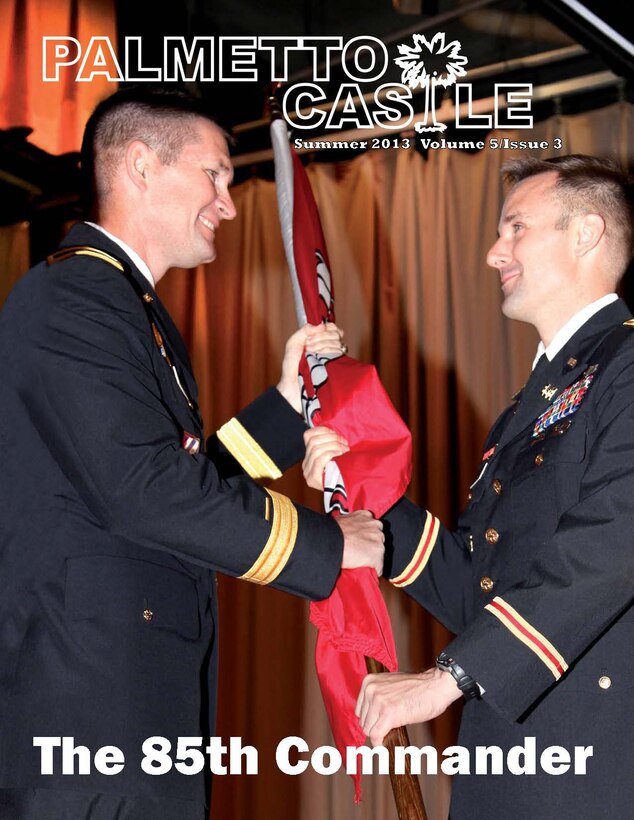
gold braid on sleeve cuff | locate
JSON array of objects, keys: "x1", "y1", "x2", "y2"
[
  {"x1": 240, "y1": 490, "x2": 298, "y2": 585},
  {"x1": 217, "y1": 418, "x2": 283, "y2": 480}
]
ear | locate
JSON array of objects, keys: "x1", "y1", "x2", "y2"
[
  {"x1": 573, "y1": 213, "x2": 606, "y2": 257},
  {"x1": 123, "y1": 140, "x2": 153, "y2": 192}
]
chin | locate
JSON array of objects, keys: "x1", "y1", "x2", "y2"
[
  {"x1": 501, "y1": 301, "x2": 536, "y2": 327},
  {"x1": 186, "y1": 247, "x2": 217, "y2": 269},
  {"x1": 199, "y1": 241, "x2": 217, "y2": 265},
  {"x1": 501, "y1": 297, "x2": 523, "y2": 320},
  {"x1": 201, "y1": 250, "x2": 217, "y2": 265}
]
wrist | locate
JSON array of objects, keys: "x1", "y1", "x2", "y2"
[
  {"x1": 436, "y1": 651, "x2": 481, "y2": 701},
  {"x1": 276, "y1": 379, "x2": 301, "y2": 414},
  {"x1": 429, "y1": 667, "x2": 463, "y2": 703}
]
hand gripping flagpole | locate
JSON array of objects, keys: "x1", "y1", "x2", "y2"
[{"x1": 269, "y1": 96, "x2": 427, "y2": 820}]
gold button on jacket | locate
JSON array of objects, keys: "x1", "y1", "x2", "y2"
[
  {"x1": 480, "y1": 576, "x2": 494, "y2": 592},
  {"x1": 485, "y1": 528, "x2": 499, "y2": 544}
]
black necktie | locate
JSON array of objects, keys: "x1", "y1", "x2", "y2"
[{"x1": 524, "y1": 352, "x2": 550, "y2": 395}]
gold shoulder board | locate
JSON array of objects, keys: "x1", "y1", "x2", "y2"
[{"x1": 47, "y1": 245, "x2": 124, "y2": 272}]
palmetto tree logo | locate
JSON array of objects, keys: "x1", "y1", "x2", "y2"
[{"x1": 395, "y1": 33, "x2": 468, "y2": 132}]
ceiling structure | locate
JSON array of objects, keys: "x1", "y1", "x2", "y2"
[
  {"x1": 115, "y1": 0, "x2": 633, "y2": 174},
  {"x1": 0, "y1": 0, "x2": 632, "y2": 232}
]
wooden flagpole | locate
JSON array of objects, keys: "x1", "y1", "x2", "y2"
[{"x1": 365, "y1": 657, "x2": 428, "y2": 820}]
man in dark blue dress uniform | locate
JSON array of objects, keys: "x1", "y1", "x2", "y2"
[
  {"x1": 307, "y1": 154, "x2": 633, "y2": 819},
  {"x1": 0, "y1": 88, "x2": 384, "y2": 819}
]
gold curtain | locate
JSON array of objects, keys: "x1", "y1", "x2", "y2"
[
  {"x1": 0, "y1": 0, "x2": 116, "y2": 154},
  {"x1": 0, "y1": 102, "x2": 632, "y2": 819}
]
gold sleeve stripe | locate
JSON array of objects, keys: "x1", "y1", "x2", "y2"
[
  {"x1": 390, "y1": 511, "x2": 440, "y2": 588},
  {"x1": 217, "y1": 417, "x2": 282, "y2": 480},
  {"x1": 485, "y1": 596, "x2": 568, "y2": 681},
  {"x1": 240, "y1": 490, "x2": 298, "y2": 585}
]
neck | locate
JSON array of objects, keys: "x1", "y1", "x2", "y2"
[
  {"x1": 97, "y1": 211, "x2": 166, "y2": 282},
  {"x1": 537, "y1": 292, "x2": 616, "y2": 349},
  {"x1": 537, "y1": 289, "x2": 613, "y2": 347}
]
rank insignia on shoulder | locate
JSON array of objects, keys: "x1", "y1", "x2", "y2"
[
  {"x1": 46, "y1": 245, "x2": 124, "y2": 271},
  {"x1": 182, "y1": 431, "x2": 201, "y2": 455},
  {"x1": 532, "y1": 372, "x2": 595, "y2": 437},
  {"x1": 623, "y1": 319, "x2": 634, "y2": 326}
]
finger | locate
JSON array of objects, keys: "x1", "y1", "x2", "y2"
[
  {"x1": 301, "y1": 455, "x2": 330, "y2": 488},
  {"x1": 306, "y1": 440, "x2": 349, "y2": 465},
  {"x1": 304, "y1": 426, "x2": 347, "y2": 445},
  {"x1": 304, "y1": 425, "x2": 335, "y2": 440},
  {"x1": 306, "y1": 430, "x2": 349, "y2": 450},
  {"x1": 350, "y1": 509, "x2": 373, "y2": 520},
  {"x1": 369, "y1": 725, "x2": 387, "y2": 747},
  {"x1": 305, "y1": 325, "x2": 346, "y2": 355},
  {"x1": 324, "y1": 322, "x2": 343, "y2": 337},
  {"x1": 303, "y1": 442, "x2": 346, "y2": 478},
  {"x1": 357, "y1": 676, "x2": 379, "y2": 728},
  {"x1": 303, "y1": 426, "x2": 328, "y2": 447},
  {"x1": 310, "y1": 449, "x2": 347, "y2": 476},
  {"x1": 305, "y1": 325, "x2": 341, "y2": 342},
  {"x1": 355, "y1": 675, "x2": 371, "y2": 720},
  {"x1": 301, "y1": 450, "x2": 325, "y2": 485},
  {"x1": 302, "y1": 466, "x2": 325, "y2": 491}
]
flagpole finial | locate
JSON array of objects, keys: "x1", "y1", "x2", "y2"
[{"x1": 267, "y1": 83, "x2": 284, "y2": 123}]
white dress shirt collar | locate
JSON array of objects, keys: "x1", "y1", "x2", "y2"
[
  {"x1": 531, "y1": 293, "x2": 619, "y2": 370},
  {"x1": 85, "y1": 222, "x2": 155, "y2": 288}
]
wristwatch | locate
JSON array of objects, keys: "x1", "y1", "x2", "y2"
[{"x1": 436, "y1": 651, "x2": 481, "y2": 701}]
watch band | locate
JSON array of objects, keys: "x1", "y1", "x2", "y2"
[{"x1": 436, "y1": 651, "x2": 481, "y2": 701}]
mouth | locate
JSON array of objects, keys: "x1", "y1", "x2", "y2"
[
  {"x1": 500, "y1": 268, "x2": 520, "y2": 289},
  {"x1": 198, "y1": 214, "x2": 216, "y2": 235}
]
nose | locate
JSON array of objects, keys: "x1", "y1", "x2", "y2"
[
  {"x1": 486, "y1": 235, "x2": 510, "y2": 269},
  {"x1": 216, "y1": 191, "x2": 236, "y2": 221}
]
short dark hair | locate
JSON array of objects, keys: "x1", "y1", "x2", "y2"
[
  {"x1": 502, "y1": 154, "x2": 633, "y2": 274},
  {"x1": 80, "y1": 87, "x2": 228, "y2": 208}
]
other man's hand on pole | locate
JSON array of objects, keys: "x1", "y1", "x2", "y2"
[{"x1": 356, "y1": 668, "x2": 462, "y2": 746}]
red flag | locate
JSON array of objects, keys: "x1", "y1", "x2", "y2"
[{"x1": 271, "y1": 117, "x2": 412, "y2": 802}]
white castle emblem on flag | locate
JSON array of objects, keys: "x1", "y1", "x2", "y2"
[{"x1": 394, "y1": 32, "x2": 468, "y2": 133}]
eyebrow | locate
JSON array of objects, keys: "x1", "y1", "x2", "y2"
[
  {"x1": 216, "y1": 160, "x2": 234, "y2": 184},
  {"x1": 495, "y1": 209, "x2": 529, "y2": 237},
  {"x1": 502, "y1": 210, "x2": 529, "y2": 224}
]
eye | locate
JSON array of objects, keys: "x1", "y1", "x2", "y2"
[
  {"x1": 206, "y1": 169, "x2": 219, "y2": 183},
  {"x1": 512, "y1": 222, "x2": 524, "y2": 233}
]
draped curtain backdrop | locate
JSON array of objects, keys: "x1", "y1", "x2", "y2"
[
  {"x1": 0, "y1": 45, "x2": 632, "y2": 815},
  {"x1": 0, "y1": 0, "x2": 116, "y2": 154}
]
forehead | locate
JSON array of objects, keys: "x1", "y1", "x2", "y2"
[
  {"x1": 500, "y1": 170, "x2": 559, "y2": 223},
  {"x1": 180, "y1": 119, "x2": 233, "y2": 177}
]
